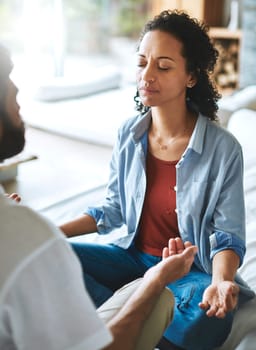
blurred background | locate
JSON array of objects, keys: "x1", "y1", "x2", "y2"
[
  {"x1": 1, "y1": 0, "x2": 256, "y2": 219},
  {"x1": 1, "y1": 0, "x2": 254, "y2": 96},
  {"x1": 0, "y1": 0, "x2": 150, "y2": 88}
]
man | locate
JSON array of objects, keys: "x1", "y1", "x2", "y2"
[{"x1": 0, "y1": 44, "x2": 197, "y2": 350}]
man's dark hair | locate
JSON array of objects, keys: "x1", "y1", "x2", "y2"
[{"x1": 0, "y1": 44, "x2": 25, "y2": 162}]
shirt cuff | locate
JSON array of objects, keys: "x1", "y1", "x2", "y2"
[
  {"x1": 84, "y1": 208, "x2": 106, "y2": 234},
  {"x1": 210, "y1": 231, "x2": 246, "y2": 266}
]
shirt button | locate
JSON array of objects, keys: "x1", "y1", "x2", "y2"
[
  {"x1": 174, "y1": 186, "x2": 177, "y2": 191},
  {"x1": 174, "y1": 208, "x2": 178, "y2": 213}
]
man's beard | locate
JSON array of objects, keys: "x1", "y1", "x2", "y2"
[{"x1": 0, "y1": 110, "x2": 25, "y2": 162}]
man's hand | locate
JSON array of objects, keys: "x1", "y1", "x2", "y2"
[
  {"x1": 199, "y1": 281, "x2": 239, "y2": 318},
  {"x1": 162, "y1": 237, "x2": 194, "y2": 258},
  {"x1": 5, "y1": 192, "x2": 21, "y2": 203},
  {"x1": 144, "y1": 238, "x2": 197, "y2": 287}
]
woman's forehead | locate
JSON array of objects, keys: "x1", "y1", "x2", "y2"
[{"x1": 139, "y1": 30, "x2": 184, "y2": 58}]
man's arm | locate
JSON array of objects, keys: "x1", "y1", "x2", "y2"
[
  {"x1": 59, "y1": 214, "x2": 97, "y2": 238},
  {"x1": 199, "y1": 249, "x2": 240, "y2": 318},
  {"x1": 104, "y1": 239, "x2": 197, "y2": 350},
  {"x1": 104, "y1": 276, "x2": 168, "y2": 350}
]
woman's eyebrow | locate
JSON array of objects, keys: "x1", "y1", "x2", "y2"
[
  {"x1": 158, "y1": 56, "x2": 175, "y2": 62},
  {"x1": 137, "y1": 54, "x2": 174, "y2": 62}
]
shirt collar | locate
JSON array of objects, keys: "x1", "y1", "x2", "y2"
[
  {"x1": 131, "y1": 110, "x2": 208, "y2": 155},
  {"x1": 187, "y1": 113, "x2": 208, "y2": 155},
  {"x1": 130, "y1": 110, "x2": 152, "y2": 143}
]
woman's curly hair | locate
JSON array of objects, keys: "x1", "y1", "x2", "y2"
[{"x1": 134, "y1": 10, "x2": 220, "y2": 121}]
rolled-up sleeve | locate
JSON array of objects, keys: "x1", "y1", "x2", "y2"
[
  {"x1": 84, "y1": 129, "x2": 124, "y2": 234},
  {"x1": 209, "y1": 230, "x2": 246, "y2": 266}
]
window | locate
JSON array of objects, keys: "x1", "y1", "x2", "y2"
[{"x1": 0, "y1": 0, "x2": 151, "y2": 84}]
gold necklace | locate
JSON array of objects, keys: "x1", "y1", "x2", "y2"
[
  {"x1": 154, "y1": 128, "x2": 189, "y2": 151},
  {"x1": 155, "y1": 137, "x2": 176, "y2": 150},
  {"x1": 150, "y1": 114, "x2": 197, "y2": 151}
]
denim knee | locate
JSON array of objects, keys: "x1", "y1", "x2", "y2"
[
  {"x1": 164, "y1": 275, "x2": 234, "y2": 350},
  {"x1": 165, "y1": 306, "x2": 233, "y2": 350}
]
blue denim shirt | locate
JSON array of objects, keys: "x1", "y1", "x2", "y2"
[{"x1": 86, "y1": 111, "x2": 247, "y2": 276}]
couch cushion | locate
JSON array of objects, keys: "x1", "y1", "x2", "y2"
[
  {"x1": 20, "y1": 84, "x2": 136, "y2": 147},
  {"x1": 227, "y1": 108, "x2": 256, "y2": 169},
  {"x1": 218, "y1": 109, "x2": 256, "y2": 349},
  {"x1": 218, "y1": 86, "x2": 256, "y2": 126},
  {"x1": 227, "y1": 108, "x2": 256, "y2": 290},
  {"x1": 33, "y1": 65, "x2": 122, "y2": 102},
  {"x1": 218, "y1": 297, "x2": 256, "y2": 350}
]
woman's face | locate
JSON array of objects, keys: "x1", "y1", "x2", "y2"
[{"x1": 136, "y1": 30, "x2": 195, "y2": 109}]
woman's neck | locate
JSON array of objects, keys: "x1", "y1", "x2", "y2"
[
  {"x1": 150, "y1": 106, "x2": 196, "y2": 139},
  {"x1": 148, "y1": 106, "x2": 197, "y2": 161}
]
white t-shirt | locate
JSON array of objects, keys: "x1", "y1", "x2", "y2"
[{"x1": 0, "y1": 188, "x2": 112, "y2": 350}]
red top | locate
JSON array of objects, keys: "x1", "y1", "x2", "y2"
[{"x1": 136, "y1": 152, "x2": 180, "y2": 256}]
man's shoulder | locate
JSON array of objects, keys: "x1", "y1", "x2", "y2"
[
  {"x1": 0, "y1": 197, "x2": 63, "y2": 291},
  {"x1": 1, "y1": 198, "x2": 59, "y2": 243}
]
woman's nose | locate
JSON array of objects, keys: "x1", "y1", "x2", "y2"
[{"x1": 141, "y1": 64, "x2": 156, "y2": 83}]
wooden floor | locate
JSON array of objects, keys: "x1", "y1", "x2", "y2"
[{"x1": 3, "y1": 126, "x2": 113, "y2": 219}]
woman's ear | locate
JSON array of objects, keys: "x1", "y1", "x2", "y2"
[
  {"x1": 187, "y1": 74, "x2": 197, "y2": 88},
  {"x1": 187, "y1": 82, "x2": 194, "y2": 88}
]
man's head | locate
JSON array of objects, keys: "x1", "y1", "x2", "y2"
[{"x1": 0, "y1": 44, "x2": 25, "y2": 162}]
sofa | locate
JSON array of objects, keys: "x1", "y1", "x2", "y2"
[{"x1": 216, "y1": 86, "x2": 256, "y2": 350}]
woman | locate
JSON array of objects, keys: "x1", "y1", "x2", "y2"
[{"x1": 60, "y1": 10, "x2": 254, "y2": 350}]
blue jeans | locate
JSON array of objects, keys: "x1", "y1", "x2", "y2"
[{"x1": 71, "y1": 241, "x2": 234, "y2": 350}]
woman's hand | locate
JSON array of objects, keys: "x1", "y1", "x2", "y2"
[
  {"x1": 200, "y1": 249, "x2": 240, "y2": 318},
  {"x1": 5, "y1": 192, "x2": 21, "y2": 203},
  {"x1": 199, "y1": 281, "x2": 239, "y2": 318}
]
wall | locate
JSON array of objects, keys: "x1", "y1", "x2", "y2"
[
  {"x1": 151, "y1": 0, "x2": 204, "y2": 20},
  {"x1": 150, "y1": 0, "x2": 225, "y2": 26},
  {"x1": 240, "y1": 0, "x2": 256, "y2": 87}
]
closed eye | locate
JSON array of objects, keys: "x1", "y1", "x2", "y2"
[
  {"x1": 158, "y1": 66, "x2": 170, "y2": 71},
  {"x1": 137, "y1": 64, "x2": 170, "y2": 70}
]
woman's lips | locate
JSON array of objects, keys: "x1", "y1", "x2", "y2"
[{"x1": 139, "y1": 87, "x2": 159, "y2": 94}]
